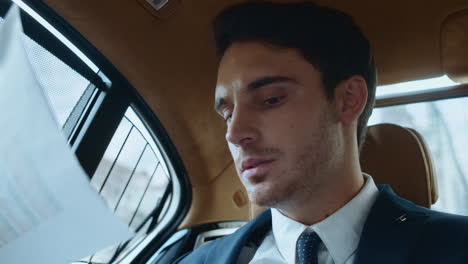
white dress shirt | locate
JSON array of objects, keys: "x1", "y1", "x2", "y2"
[{"x1": 249, "y1": 174, "x2": 379, "y2": 264}]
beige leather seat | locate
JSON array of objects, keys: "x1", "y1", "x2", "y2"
[
  {"x1": 360, "y1": 123, "x2": 438, "y2": 208},
  {"x1": 249, "y1": 123, "x2": 438, "y2": 219}
]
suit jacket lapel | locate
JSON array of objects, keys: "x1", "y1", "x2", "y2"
[
  {"x1": 355, "y1": 185, "x2": 429, "y2": 264},
  {"x1": 205, "y1": 209, "x2": 272, "y2": 264}
]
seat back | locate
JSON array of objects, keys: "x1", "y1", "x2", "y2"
[{"x1": 360, "y1": 123, "x2": 438, "y2": 208}]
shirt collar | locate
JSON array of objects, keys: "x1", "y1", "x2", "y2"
[{"x1": 271, "y1": 174, "x2": 379, "y2": 264}]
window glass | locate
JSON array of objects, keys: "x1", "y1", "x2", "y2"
[
  {"x1": 376, "y1": 75, "x2": 458, "y2": 98},
  {"x1": 368, "y1": 96, "x2": 468, "y2": 215},
  {"x1": 87, "y1": 107, "x2": 173, "y2": 263},
  {"x1": 1, "y1": 11, "x2": 96, "y2": 131},
  {"x1": 22, "y1": 35, "x2": 92, "y2": 127}
]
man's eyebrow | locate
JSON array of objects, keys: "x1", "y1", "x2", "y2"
[
  {"x1": 214, "y1": 76, "x2": 296, "y2": 113},
  {"x1": 246, "y1": 76, "x2": 297, "y2": 91}
]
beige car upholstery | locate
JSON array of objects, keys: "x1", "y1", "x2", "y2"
[
  {"x1": 442, "y1": 9, "x2": 468, "y2": 83},
  {"x1": 360, "y1": 123, "x2": 438, "y2": 208},
  {"x1": 250, "y1": 123, "x2": 438, "y2": 219}
]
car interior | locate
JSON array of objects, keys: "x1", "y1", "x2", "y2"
[{"x1": 1, "y1": 0, "x2": 468, "y2": 263}]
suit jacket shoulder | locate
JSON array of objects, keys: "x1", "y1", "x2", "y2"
[
  {"x1": 356, "y1": 184, "x2": 468, "y2": 264},
  {"x1": 410, "y1": 207, "x2": 468, "y2": 263}
]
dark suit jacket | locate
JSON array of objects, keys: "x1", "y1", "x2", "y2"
[{"x1": 175, "y1": 185, "x2": 468, "y2": 263}]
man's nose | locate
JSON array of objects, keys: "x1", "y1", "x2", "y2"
[{"x1": 225, "y1": 107, "x2": 258, "y2": 147}]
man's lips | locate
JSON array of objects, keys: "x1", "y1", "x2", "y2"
[
  {"x1": 241, "y1": 158, "x2": 275, "y2": 172},
  {"x1": 241, "y1": 158, "x2": 275, "y2": 181}
]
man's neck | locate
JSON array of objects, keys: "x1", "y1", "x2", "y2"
[{"x1": 276, "y1": 171, "x2": 365, "y2": 226}]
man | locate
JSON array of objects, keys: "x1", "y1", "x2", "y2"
[{"x1": 175, "y1": 1, "x2": 468, "y2": 263}]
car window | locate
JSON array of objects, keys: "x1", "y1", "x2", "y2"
[
  {"x1": 23, "y1": 34, "x2": 94, "y2": 128},
  {"x1": 84, "y1": 107, "x2": 175, "y2": 263},
  {"x1": 1, "y1": 2, "x2": 188, "y2": 263},
  {"x1": 0, "y1": 14, "x2": 97, "y2": 135}
]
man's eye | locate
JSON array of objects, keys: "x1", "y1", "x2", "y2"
[
  {"x1": 224, "y1": 114, "x2": 232, "y2": 123},
  {"x1": 264, "y1": 96, "x2": 284, "y2": 105}
]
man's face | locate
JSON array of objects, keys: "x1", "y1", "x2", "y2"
[{"x1": 215, "y1": 42, "x2": 341, "y2": 208}]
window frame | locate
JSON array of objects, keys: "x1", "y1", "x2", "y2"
[
  {"x1": 375, "y1": 83, "x2": 468, "y2": 108},
  {"x1": 4, "y1": 1, "x2": 192, "y2": 263}
]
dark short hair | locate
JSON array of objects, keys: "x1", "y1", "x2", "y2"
[{"x1": 213, "y1": 1, "x2": 376, "y2": 149}]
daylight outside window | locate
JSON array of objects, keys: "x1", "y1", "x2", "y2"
[{"x1": 77, "y1": 107, "x2": 181, "y2": 264}]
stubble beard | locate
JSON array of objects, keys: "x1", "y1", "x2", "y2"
[{"x1": 248, "y1": 115, "x2": 338, "y2": 210}]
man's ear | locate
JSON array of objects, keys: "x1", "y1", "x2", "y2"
[{"x1": 334, "y1": 75, "x2": 368, "y2": 125}]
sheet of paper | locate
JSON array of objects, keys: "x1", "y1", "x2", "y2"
[{"x1": 0, "y1": 5, "x2": 134, "y2": 264}]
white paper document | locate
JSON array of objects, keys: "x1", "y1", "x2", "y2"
[{"x1": 0, "y1": 5, "x2": 134, "y2": 264}]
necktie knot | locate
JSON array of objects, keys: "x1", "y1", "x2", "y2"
[{"x1": 295, "y1": 230, "x2": 322, "y2": 264}]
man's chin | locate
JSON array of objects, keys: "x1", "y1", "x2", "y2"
[{"x1": 247, "y1": 189, "x2": 280, "y2": 208}]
